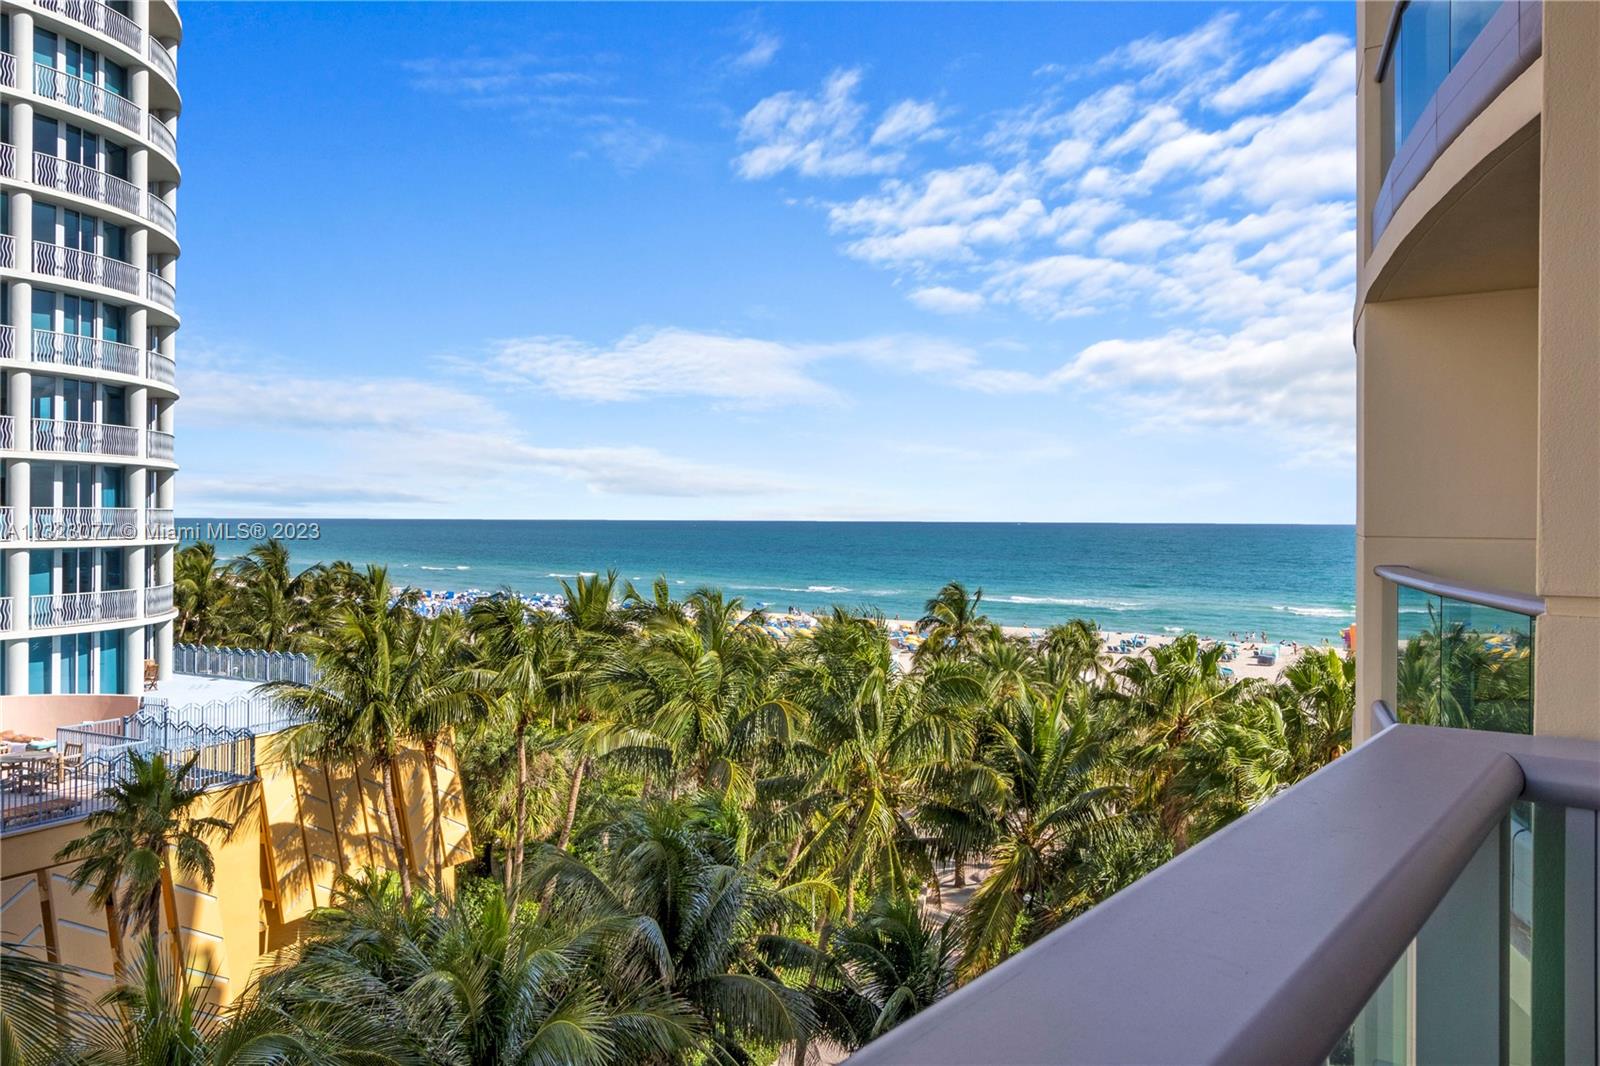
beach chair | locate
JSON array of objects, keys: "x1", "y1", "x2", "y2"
[{"x1": 144, "y1": 660, "x2": 160, "y2": 690}]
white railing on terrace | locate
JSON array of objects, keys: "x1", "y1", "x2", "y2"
[
  {"x1": 29, "y1": 506, "x2": 139, "y2": 541},
  {"x1": 33, "y1": 241, "x2": 141, "y2": 295},
  {"x1": 141, "y1": 695, "x2": 307, "y2": 737},
  {"x1": 146, "y1": 115, "x2": 176, "y2": 158},
  {"x1": 0, "y1": 325, "x2": 15, "y2": 361},
  {"x1": 145, "y1": 583, "x2": 174, "y2": 615},
  {"x1": 175, "y1": 644, "x2": 319, "y2": 686},
  {"x1": 146, "y1": 273, "x2": 176, "y2": 310},
  {"x1": 145, "y1": 507, "x2": 176, "y2": 539},
  {"x1": 147, "y1": 350, "x2": 176, "y2": 385},
  {"x1": 36, "y1": 0, "x2": 143, "y2": 51},
  {"x1": 146, "y1": 38, "x2": 176, "y2": 85},
  {"x1": 0, "y1": 507, "x2": 16, "y2": 542},
  {"x1": 33, "y1": 152, "x2": 142, "y2": 215},
  {"x1": 0, "y1": 416, "x2": 13, "y2": 450},
  {"x1": 0, "y1": 53, "x2": 16, "y2": 90},
  {"x1": 0, "y1": 143, "x2": 14, "y2": 179},
  {"x1": 34, "y1": 64, "x2": 142, "y2": 133},
  {"x1": 147, "y1": 429, "x2": 174, "y2": 461},
  {"x1": 32, "y1": 329, "x2": 143, "y2": 376},
  {"x1": 31, "y1": 418, "x2": 140, "y2": 457},
  {"x1": 0, "y1": 597, "x2": 12, "y2": 632},
  {"x1": 146, "y1": 192, "x2": 176, "y2": 233},
  {"x1": 29, "y1": 587, "x2": 138, "y2": 628},
  {"x1": 0, "y1": 234, "x2": 15, "y2": 271}
]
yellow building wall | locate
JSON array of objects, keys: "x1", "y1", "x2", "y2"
[{"x1": 0, "y1": 733, "x2": 474, "y2": 1007}]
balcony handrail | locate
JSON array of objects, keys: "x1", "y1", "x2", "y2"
[
  {"x1": 1371, "y1": 698, "x2": 1398, "y2": 733},
  {"x1": 174, "y1": 644, "x2": 319, "y2": 686},
  {"x1": 35, "y1": 0, "x2": 144, "y2": 51},
  {"x1": 0, "y1": 415, "x2": 14, "y2": 450},
  {"x1": 0, "y1": 324, "x2": 15, "y2": 361},
  {"x1": 28, "y1": 587, "x2": 140, "y2": 628},
  {"x1": 0, "y1": 233, "x2": 16, "y2": 271},
  {"x1": 0, "y1": 52, "x2": 16, "y2": 89},
  {"x1": 146, "y1": 272, "x2": 176, "y2": 310},
  {"x1": 33, "y1": 151, "x2": 143, "y2": 216},
  {"x1": 845, "y1": 724, "x2": 1600, "y2": 1065},
  {"x1": 1374, "y1": 564, "x2": 1546, "y2": 617},
  {"x1": 30, "y1": 417, "x2": 141, "y2": 457},
  {"x1": 32, "y1": 328, "x2": 143, "y2": 377},
  {"x1": 147, "y1": 428, "x2": 174, "y2": 461},
  {"x1": 146, "y1": 37, "x2": 177, "y2": 85},
  {"x1": 0, "y1": 143, "x2": 15, "y2": 178},
  {"x1": 33, "y1": 63, "x2": 142, "y2": 133},
  {"x1": 146, "y1": 114, "x2": 177, "y2": 159},
  {"x1": 32, "y1": 240, "x2": 142, "y2": 296},
  {"x1": 29, "y1": 505, "x2": 140, "y2": 541}
]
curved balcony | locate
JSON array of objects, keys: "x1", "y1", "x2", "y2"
[
  {"x1": 33, "y1": 241, "x2": 140, "y2": 296},
  {"x1": 147, "y1": 194, "x2": 176, "y2": 235},
  {"x1": 35, "y1": 0, "x2": 143, "y2": 52},
  {"x1": 147, "y1": 429, "x2": 175, "y2": 462},
  {"x1": 0, "y1": 507, "x2": 17, "y2": 542},
  {"x1": 0, "y1": 416, "x2": 14, "y2": 450},
  {"x1": 0, "y1": 326, "x2": 16, "y2": 362},
  {"x1": 145, "y1": 508, "x2": 176, "y2": 540},
  {"x1": 0, "y1": 599, "x2": 13, "y2": 633},
  {"x1": 29, "y1": 506, "x2": 139, "y2": 542},
  {"x1": 145, "y1": 274, "x2": 176, "y2": 313},
  {"x1": 31, "y1": 329, "x2": 142, "y2": 377},
  {"x1": 145, "y1": 583, "x2": 175, "y2": 616},
  {"x1": 146, "y1": 115, "x2": 177, "y2": 160},
  {"x1": 0, "y1": 53, "x2": 16, "y2": 90},
  {"x1": 147, "y1": 350, "x2": 176, "y2": 387},
  {"x1": 32, "y1": 152, "x2": 143, "y2": 217},
  {"x1": 146, "y1": 38, "x2": 177, "y2": 87},
  {"x1": 29, "y1": 588, "x2": 139, "y2": 629},
  {"x1": 0, "y1": 144, "x2": 14, "y2": 180},
  {"x1": 0, "y1": 235, "x2": 15, "y2": 271},
  {"x1": 33, "y1": 64, "x2": 142, "y2": 135},
  {"x1": 31, "y1": 418, "x2": 140, "y2": 458}
]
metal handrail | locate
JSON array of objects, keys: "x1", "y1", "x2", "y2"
[
  {"x1": 845, "y1": 724, "x2": 1600, "y2": 1065},
  {"x1": 173, "y1": 644, "x2": 318, "y2": 685},
  {"x1": 30, "y1": 418, "x2": 141, "y2": 457},
  {"x1": 1371, "y1": 698, "x2": 1397, "y2": 732},
  {"x1": 146, "y1": 272, "x2": 176, "y2": 310},
  {"x1": 35, "y1": 0, "x2": 144, "y2": 51},
  {"x1": 147, "y1": 428, "x2": 175, "y2": 461},
  {"x1": 33, "y1": 63, "x2": 142, "y2": 133},
  {"x1": 146, "y1": 38, "x2": 177, "y2": 85},
  {"x1": 32, "y1": 241, "x2": 141, "y2": 296},
  {"x1": 32, "y1": 152, "x2": 142, "y2": 215},
  {"x1": 0, "y1": 325, "x2": 15, "y2": 361},
  {"x1": 32, "y1": 328, "x2": 143, "y2": 376},
  {"x1": 29, "y1": 506, "x2": 139, "y2": 541},
  {"x1": 1374, "y1": 564, "x2": 1546, "y2": 617},
  {"x1": 0, "y1": 143, "x2": 14, "y2": 179},
  {"x1": 146, "y1": 115, "x2": 177, "y2": 159}
]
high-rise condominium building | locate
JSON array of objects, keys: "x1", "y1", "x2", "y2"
[{"x1": 0, "y1": 0, "x2": 180, "y2": 697}]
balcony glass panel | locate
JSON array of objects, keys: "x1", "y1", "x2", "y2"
[
  {"x1": 1395, "y1": 586, "x2": 1532, "y2": 734},
  {"x1": 1330, "y1": 800, "x2": 1592, "y2": 1065},
  {"x1": 1381, "y1": 0, "x2": 1505, "y2": 171}
]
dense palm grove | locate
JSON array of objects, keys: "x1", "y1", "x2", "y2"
[{"x1": 3, "y1": 541, "x2": 1354, "y2": 1064}]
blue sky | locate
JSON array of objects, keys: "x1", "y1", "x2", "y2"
[{"x1": 174, "y1": 2, "x2": 1357, "y2": 522}]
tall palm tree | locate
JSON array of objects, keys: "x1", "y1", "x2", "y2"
[
  {"x1": 174, "y1": 542, "x2": 230, "y2": 645},
  {"x1": 56, "y1": 751, "x2": 232, "y2": 972},
  {"x1": 1040, "y1": 619, "x2": 1109, "y2": 685},
  {"x1": 1, "y1": 942, "x2": 79, "y2": 1065},
  {"x1": 914, "y1": 582, "x2": 999, "y2": 666},
  {"x1": 821, "y1": 895, "x2": 957, "y2": 1043},
  {"x1": 550, "y1": 570, "x2": 633, "y2": 852},
  {"x1": 466, "y1": 594, "x2": 567, "y2": 895},
  {"x1": 1271, "y1": 647, "x2": 1354, "y2": 783},
  {"x1": 266, "y1": 566, "x2": 435, "y2": 904}
]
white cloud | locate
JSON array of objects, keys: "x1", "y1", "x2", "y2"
[
  {"x1": 1211, "y1": 34, "x2": 1349, "y2": 112},
  {"x1": 1096, "y1": 218, "x2": 1188, "y2": 257},
  {"x1": 735, "y1": 69, "x2": 905, "y2": 179},
  {"x1": 1040, "y1": 138, "x2": 1092, "y2": 176},
  {"x1": 731, "y1": 32, "x2": 781, "y2": 72},
  {"x1": 871, "y1": 99, "x2": 942, "y2": 146},
  {"x1": 908, "y1": 286, "x2": 986, "y2": 314}
]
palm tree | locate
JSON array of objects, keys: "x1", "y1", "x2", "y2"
[
  {"x1": 272, "y1": 872, "x2": 700, "y2": 1066},
  {"x1": 550, "y1": 570, "x2": 633, "y2": 852},
  {"x1": 1, "y1": 942, "x2": 78, "y2": 1064},
  {"x1": 466, "y1": 594, "x2": 568, "y2": 895},
  {"x1": 821, "y1": 895, "x2": 957, "y2": 1042},
  {"x1": 174, "y1": 542, "x2": 230, "y2": 645},
  {"x1": 266, "y1": 566, "x2": 435, "y2": 904},
  {"x1": 1040, "y1": 619, "x2": 1108, "y2": 685},
  {"x1": 914, "y1": 582, "x2": 999, "y2": 666},
  {"x1": 55, "y1": 750, "x2": 232, "y2": 972},
  {"x1": 529, "y1": 798, "x2": 831, "y2": 1063},
  {"x1": 1272, "y1": 647, "x2": 1354, "y2": 783},
  {"x1": 784, "y1": 612, "x2": 982, "y2": 919},
  {"x1": 73, "y1": 935, "x2": 412, "y2": 1065}
]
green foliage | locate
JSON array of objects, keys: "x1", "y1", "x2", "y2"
[{"x1": 151, "y1": 551, "x2": 1358, "y2": 1061}]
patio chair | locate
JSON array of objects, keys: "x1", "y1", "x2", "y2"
[{"x1": 144, "y1": 660, "x2": 159, "y2": 691}]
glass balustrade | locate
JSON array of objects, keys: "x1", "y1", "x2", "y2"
[{"x1": 1395, "y1": 585, "x2": 1533, "y2": 734}]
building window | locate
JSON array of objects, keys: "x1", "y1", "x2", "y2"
[{"x1": 1381, "y1": 0, "x2": 1504, "y2": 172}]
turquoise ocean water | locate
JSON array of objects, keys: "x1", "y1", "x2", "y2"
[{"x1": 180, "y1": 521, "x2": 1356, "y2": 645}]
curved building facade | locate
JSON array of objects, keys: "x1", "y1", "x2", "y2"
[{"x1": 0, "y1": 0, "x2": 180, "y2": 696}]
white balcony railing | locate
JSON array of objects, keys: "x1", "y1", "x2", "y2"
[
  {"x1": 0, "y1": 507, "x2": 17, "y2": 541},
  {"x1": 146, "y1": 273, "x2": 176, "y2": 310},
  {"x1": 0, "y1": 234, "x2": 14, "y2": 271},
  {"x1": 146, "y1": 115, "x2": 177, "y2": 158},
  {"x1": 146, "y1": 193, "x2": 176, "y2": 234},
  {"x1": 0, "y1": 53, "x2": 16, "y2": 90},
  {"x1": 145, "y1": 583, "x2": 175, "y2": 616},
  {"x1": 30, "y1": 587, "x2": 140, "y2": 628},
  {"x1": 32, "y1": 329, "x2": 143, "y2": 376},
  {"x1": 0, "y1": 325, "x2": 15, "y2": 362},
  {"x1": 147, "y1": 351, "x2": 176, "y2": 386},
  {"x1": 33, "y1": 152, "x2": 143, "y2": 215},
  {"x1": 147, "y1": 429, "x2": 175, "y2": 462},
  {"x1": 33, "y1": 241, "x2": 141, "y2": 295},
  {"x1": 29, "y1": 506, "x2": 139, "y2": 541},
  {"x1": 36, "y1": 0, "x2": 143, "y2": 51},
  {"x1": 34, "y1": 64, "x2": 142, "y2": 133},
  {"x1": 147, "y1": 38, "x2": 177, "y2": 85},
  {"x1": 0, "y1": 143, "x2": 14, "y2": 179},
  {"x1": 0, "y1": 416, "x2": 13, "y2": 450},
  {"x1": 31, "y1": 418, "x2": 141, "y2": 457},
  {"x1": 0, "y1": 598, "x2": 13, "y2": 633},
  {"x1": 145, "y1": 508, "x2": 177, "y2": 540}
]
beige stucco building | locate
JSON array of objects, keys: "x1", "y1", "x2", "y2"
[{"x1": 1353, "y1": 0, "x2": 1599, "y2": 746}]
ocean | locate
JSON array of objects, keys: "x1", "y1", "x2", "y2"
[{"x1": 180, "y1": 520, "x2": 1357, "y2": 645}]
